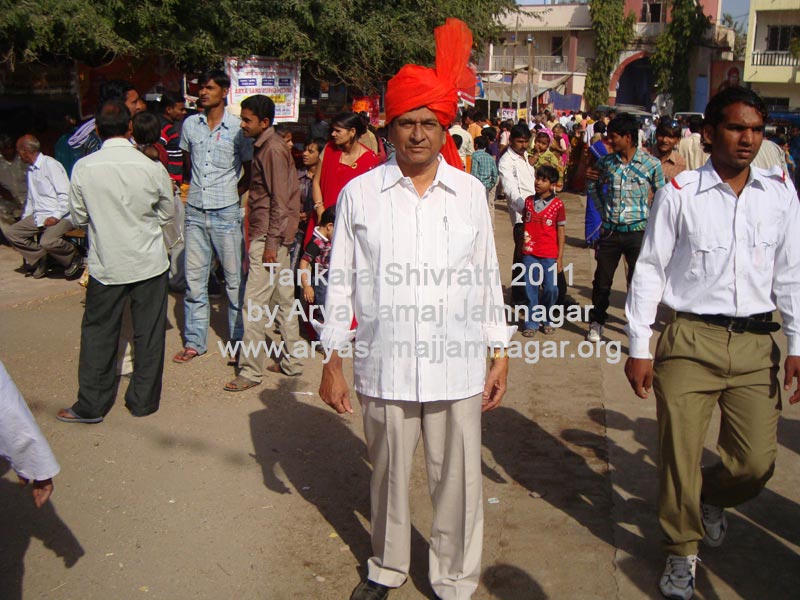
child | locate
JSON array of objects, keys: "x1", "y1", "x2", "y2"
[
  {"x1": 528, "y1": 131, "x2": 564, "y2": 190},
  {"x1": 520, "y1": 165, "x2": 565, "y2": 336},
  {"x1": 299, "y1": 206, "x2": 334, "y2": 321},
  {"x1": 132, "y1": 111, "x2": 168, "y2": 168}
]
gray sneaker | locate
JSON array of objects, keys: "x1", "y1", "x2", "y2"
[
  {"x1": 701, "y1": 502, "x2": 727, "y2": 547},
  {"x1": 660, "y1": 554, "x2": 698, "y2": 600}
]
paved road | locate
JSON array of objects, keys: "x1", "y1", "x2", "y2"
[{"x1": 1, "y1": 193, "x2": 798, "y2": 599}]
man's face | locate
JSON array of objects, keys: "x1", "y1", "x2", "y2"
[
  {"x1": 509, "y1": 135, "x2": 530, "y2": 156},
  {"x1": 609, "y1": 131, "x2": 633, "y2": 154},
  {"x1": 302, "y1": 143, "x2": 321, "y2": 167},
  {"x1": 534, "y1": 175, "x2": 553, "y2": 196},
  {"x1": 239, "y1": 108, "x2": 269, "y2": 139},
  {"x1": 15, "y1": 142, "x2": 34, "y2": 165},
  {"x1": 656, "y1": 132, "x2": 679, "y2": 155},
  {"x1": 198, "y1": 80, "x2": 227, "y2": 110},
  {"x1": 704, "y1": 102, "x2": 764, "y2": 172},
  {"x1": 389, "y1": 107, "x2": 446, "y2": 170},
  {"x1": 124, "y1": 90, "x2": 142, "y2": 115},
  {"x1": 166, "y1": 102, "x2": 187, "y2": 122}
]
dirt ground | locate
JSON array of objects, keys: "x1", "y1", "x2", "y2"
[{"x1": 1, "y1": 193, "x2": 799, "y2": 600}]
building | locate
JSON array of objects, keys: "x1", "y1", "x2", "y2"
[{"x1": 743, "y1": 0, "x2": 800, "y2": 111}]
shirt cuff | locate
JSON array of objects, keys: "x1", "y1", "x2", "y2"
[
  {"x1": 314, "y1": 319, "x2": 356, "y2": 351},
  {"x1": 787, "y1": 334, "x2": 800, "y2": 357},
  {"x1": 483, "y1": 324, "x2": 518, "y2": 347},
  {"x1": 628, "y1": 336, "x2": 653, "y2": 360}
]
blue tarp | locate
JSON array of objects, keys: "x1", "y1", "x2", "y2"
[{"x1": 551, "y1": 91, "x2": 582, "y2": 112}]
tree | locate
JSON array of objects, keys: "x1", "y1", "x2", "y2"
[
  {"x1": 0, "y1": 0, "x2": 516, "y2": 91},
  {"x1": 584, "y1": 0, "x2": 635, "y2": 110},
  {"x1": 720, "y1": 13, "x2": 746, "y2": 61},
  {"x1": 651, "y1": 0, "x2": 710, "y2": 113}
]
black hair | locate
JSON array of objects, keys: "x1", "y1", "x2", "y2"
[
  {"x1": 451, "y1": 133, "x2": 463, "y2": 150},
  {"x1": 593, "y1": 121, "x2": 607, "y2": 135},
  {"x1": 159, "y1": 91, "x2": 182, "y2": 113},
  {"x1": 332, "y1": 112, "x2": 366, "y2": 137},
  {"x1": 307, "y1": 137, "x2": 327, "y2": 152},
  {"x1": 319, "y1": 206, "x2": 336, "y2": 227},
  {"x1": 509, "y1": 124, "x2": 532, "y2": 140},
  {"x1": 536, "y1": 165, "x2": 560, "y2": 184},
  {"x1": 200, "y1": 69, "x2": 231, "y2": 89},
  {"x1": 687, "y1": 115, "x2": 704, "y2": 133},
  {"x1": 273, "y1": 123, "x2": 292, "y2": 137},
  {"x1": 474, "y1": 135, "x2": 489, "y2": 150},
  {"x1": 240, "y1": 94, "x2": 276, "y2": 124},
  {"x1": 655, "y1": 120, "x2": 681, "y2": 139},
  {"x1": 483, "y1": 127, "x2": 496, "y2": 142},
  {"x1": 703, "y1": 87, "x2": 768, "y2": 153},
  {"x1": 607, "y1": 113, "x2": 639, "y2": 142},
  {"x1": 96, "y1": 100, "x2": 131, "y2": 140},
  {"x1": 98, "y1": 79, "x2": 135, "y2": 104},
  {"x1": 132, "y1": 111, "x2": 162, "y2": 145}
]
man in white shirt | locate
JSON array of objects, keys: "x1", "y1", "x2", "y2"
[
  {"x1": 5, "y1": 135, "x2": 80, "y2": 279},
  {"x1": 448, "y1": 112, "x2": 474, "y2": 165},
  {"x1": 318, "y1": 18, "x2": 513, "y2": 600},
  {"x1": 677, "y1": 115, "x2": 709, "y2": 170},
  {"x1": 624, "y1": 87, "x2": 800, "y2": 600},
  {"x1": 498, "y1": 124, "x2": 537, "y2": 307},
  {"x1": 56, "y1": 100, "x2": 174, "y2": 424}
]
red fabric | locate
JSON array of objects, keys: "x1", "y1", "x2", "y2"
[
  {"x1": 384, "y1": 18, "x2": 475, "y2": 170},
  {"x1": 304, "y1": 141, "x2": 380, "y2": 246},
  {"x1": 522, "y1": 196, "x2": 566, "y2": 259}
]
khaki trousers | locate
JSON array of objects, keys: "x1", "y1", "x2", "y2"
[
  {"x1": 6, "y1": 215, "x2": 75, "y2": 266},
  {"x1": 238, "y1": 237, "x2": 303, "y2": 379},
  {"x1": 654, "y1": 316, "x2": 781, "y2": 556},
  {"x1": 359, "y1": 394, "x2": 483, "y2": 600}
]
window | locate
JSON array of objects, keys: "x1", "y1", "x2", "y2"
[
  {"x1": 767, "y1": 26, "x2": 800, "y2": 52},
  {"x1": 641, "y1": 0, "x2": 663, "y2": 23},
  {"x1": 551, "y1": 36, "x2": 564, "y2": 57},
  {"x1": 762, "y1": 97, "x2": 790, "y2": 110}
]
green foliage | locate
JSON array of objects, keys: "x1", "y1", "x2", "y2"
[
  {"x1": 0, "y1": 0, "x2": 516, "y2": 91},
  {"x1": 720, "y1": 13, "x2": 746, "y2": 61},
  {"x1": 651, "y1": 0, "x2": 710, "y2": 112},
  {"x1": 585, "y1": 0, "x2": 635, "y2": 110}
]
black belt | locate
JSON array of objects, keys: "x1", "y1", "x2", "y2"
[{"x1": 677, "y1": 312, "x2": 780, "y2": 334}]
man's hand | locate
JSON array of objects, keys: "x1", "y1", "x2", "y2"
[
  {"x1": 302, "y1": 285, "x2": 315, "y2": 304},
  {"x1": 586, "y1": 167, "x2": 600, "y2": 181},
  {"x1": 557, "y1": 257, "x2": 564, "y2": 273},
  {"x1": 319, "y1": 353, "x2": 353, "y2": 414},
  {"x1": 482, "y1": 357, "x2": 509, "y2": 412},
  {"x1": 625, "y1": 357, "x2": 654, "y2": 399},
  {"x1": 784, "y1": 355, "x2": 800, "y2": 405},
  {"x1": 262, "y1": 247, "x2": 278, "y2": 265},
  {"x1": 17, "y1": 476, "x2": 54, "y2": 508},
  {"x1": 43, "y1": 217, "x2": 60, "y2": 227}
]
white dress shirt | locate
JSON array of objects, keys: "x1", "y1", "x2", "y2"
[
  {"x1": 22, "y1": 153, "x2": 70, "y2": 226},
  {"x1": 318, "y1": 156, "x2": 515, "y2": 402},
  {"x1": 677, "y1": 133, "x2": 709, "y2": 171},
  {"x1": 69, "y1": 138, "x2": 175, "y2": 285},
  {"x1": 498, "y1": 148, "x2": 536, "y2": 225},
  {"x1": 0, "y1": 360, "x2": 60, "y2": 481},
  {"x1": 626, "y1": 161, "x2": 800, "y2": 359}
]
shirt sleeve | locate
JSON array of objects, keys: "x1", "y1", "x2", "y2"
[
  {"x1": 48, "y1": 159, "x2": 71, "y2": 219},
  {"x1": 179, "y1": 120, "x2": 191, "y2": 152},
  {"x1": 68, "y1": 167, "x2": 89, "y2": 227},
  {"x1": 557, "y1": 202, "x2": 566, "y2": 225},
  {"x1": 625, "y1": 186, "x2": 679, "y2": 358},
  {"x1": 773, "y1": 185, "x2": 800, "y2": 355},
  {"x1": 499, "y1": 155, "x2": 525, "y2": 214},
  {"x1": 154, "y1": 164, "x2": 176, "y2": 225},
  {"x1": 0, "y1": 360, "x2": 60, "y2": 481},
  {"x1": 651, "y1": 159, "x2": 666, "y2": 193},
  {"x1": 302, "y1": 240, "x2": 321, "y2": 265},
  {"x1": 264, "y1": 146, "x2": 291, "y2": 252},
  {"x1": 237, "y1": 131, "x2": 254, "y2": 162}
]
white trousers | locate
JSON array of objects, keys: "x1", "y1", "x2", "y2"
[{"x1": 359, "y1": 393, "x2": 484, "y2": 600}]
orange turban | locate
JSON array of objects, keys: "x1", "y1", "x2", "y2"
[{"x1": 384, "y1": 18, "x2": 476, "y2": 169}]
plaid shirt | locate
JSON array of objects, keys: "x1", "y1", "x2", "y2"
[
  {"x1": 180, "y1": 110, "x2": 253, "y2": 210},
  {"x1": 302, "y1": 227, "x2": 332, "y2": 273},
  {"x1": 589, "y1": 148, "x2": 664, "y2": 231},
  {"x1": 469, "y1": 149, "x2": 498, "y2": 190}
]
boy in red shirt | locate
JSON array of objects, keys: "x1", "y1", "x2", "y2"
[{"x1": 521, "y1": 165, "x2": 566, "y2": 336}]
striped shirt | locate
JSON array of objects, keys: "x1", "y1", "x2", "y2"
[
  {"x1": 589, "y1": 148, "x2": 664, "y2": 231},
  {"x1": 159, "y1": 116, "x2": 184, "y2": 183}
]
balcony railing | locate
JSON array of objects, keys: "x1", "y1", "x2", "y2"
[
  {"x1": 487, "y1": 55, "x2": 593, "y2": 73},
  {"x1": 751, "y1": 52, "x2": 800, "y2": 67}
]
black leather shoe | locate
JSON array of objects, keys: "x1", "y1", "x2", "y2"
[
  {"x1": 64, "y1": 251, "x2": 83, "y2": 278},
  {"x1": 349, "y1": 579, "x2": 391, "y2": 600},
  {"x1": 32, "y1": 258, "x2": 47, "y2": 279}
]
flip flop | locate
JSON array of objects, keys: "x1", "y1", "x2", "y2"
[
  {"x1": 172, "y1": 347, "x2": 200, "y2": 364},
  {"x1": 56, "y1": 408, "x2": 104, "y2": 424},
  {"x1": 223, "y1": 375, "x2": 261, "y2": 392}
]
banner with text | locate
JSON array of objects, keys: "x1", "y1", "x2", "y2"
[{"x1": 225, "y1": 57, "x2": 301, "y2": 122}]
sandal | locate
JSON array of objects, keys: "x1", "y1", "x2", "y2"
[
  {"x1": 224, "y1": 375, "x2": 261, "y2": 392},
  {"x1": 56, "y1": 407, "x2": 104, "y2": 424},
  {"x1": 172, "y1": 347, "x2": 200, "y2": 364},
  {"x1": 541, "y1": 325, "x2": 555, "y2": 335},
  {"x1": 522, "y1": 329, "x2": 537, "y2": 338}
]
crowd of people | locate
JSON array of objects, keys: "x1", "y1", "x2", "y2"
[{"x1": 2, "y1": 15, "x2": 800, "y2": 599}]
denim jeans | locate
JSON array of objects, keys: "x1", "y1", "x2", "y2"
[
  {"x1": 183, "y1": 203, "x2": 244, "y2": 354},
  {"x1": 521, "y1": 255, "x2": 558, "y2": 331}
]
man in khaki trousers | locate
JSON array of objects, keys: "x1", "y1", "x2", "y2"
[{"x1": 624, "y1": 87, "x2": 800, "y2": 600}]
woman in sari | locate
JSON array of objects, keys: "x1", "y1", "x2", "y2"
[{"x1": 306, "y1": 112, "x2": 381, "y2": 245}]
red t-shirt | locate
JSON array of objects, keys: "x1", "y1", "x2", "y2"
[{"x1": 522, "y1": 195, "x2": 566, "y2": 259}]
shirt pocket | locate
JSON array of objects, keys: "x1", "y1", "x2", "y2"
[
  {"x1": 688, "y1": 231, "x2": 728, "y2": 277},
  {"x1": 438, "y1": 222, "x2": 477, "y2": 270},
  {"x1": 751, "y1": 222, "x2": 778, "y2": 272},
  {"x1": 211, "y1": 139, "x2": 235, "y2": 169}
]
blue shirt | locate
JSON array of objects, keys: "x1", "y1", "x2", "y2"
[{"x1": 180, "y1": 110, "x2": 253, "y2": 210}]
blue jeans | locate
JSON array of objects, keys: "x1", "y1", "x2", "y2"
[
  {"x1": 521, "y1": 255, "x2": 558, "y2": 331},
  {"x1": 183, "y1": 203, "x2": 244, "y2": 354}
]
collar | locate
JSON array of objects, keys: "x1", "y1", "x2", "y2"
[
  {"x1": 30, "y1": 153, "x2": 44, "y2": 170},
  {"x1": 313, "y1": 226, "x2": 330, "y2": 242},
  {"x1": 254, "y1": 126, "x2": 274, "y2": 149},
  {"x1": 198, "y1": 109, "x2": 234, "y2": 130},
  {"x1": 380, "y1": 155, "x2": 458, "y2": 194},
  {"x1": 697, "y1": 160, "x2": 768, "y2": 194},
  {"x1": 661, "y1": 150, "x2": 680, "y2": 165},
  {"x1": 100, "y1": 138, "x2": 134, "y2": 150}
]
